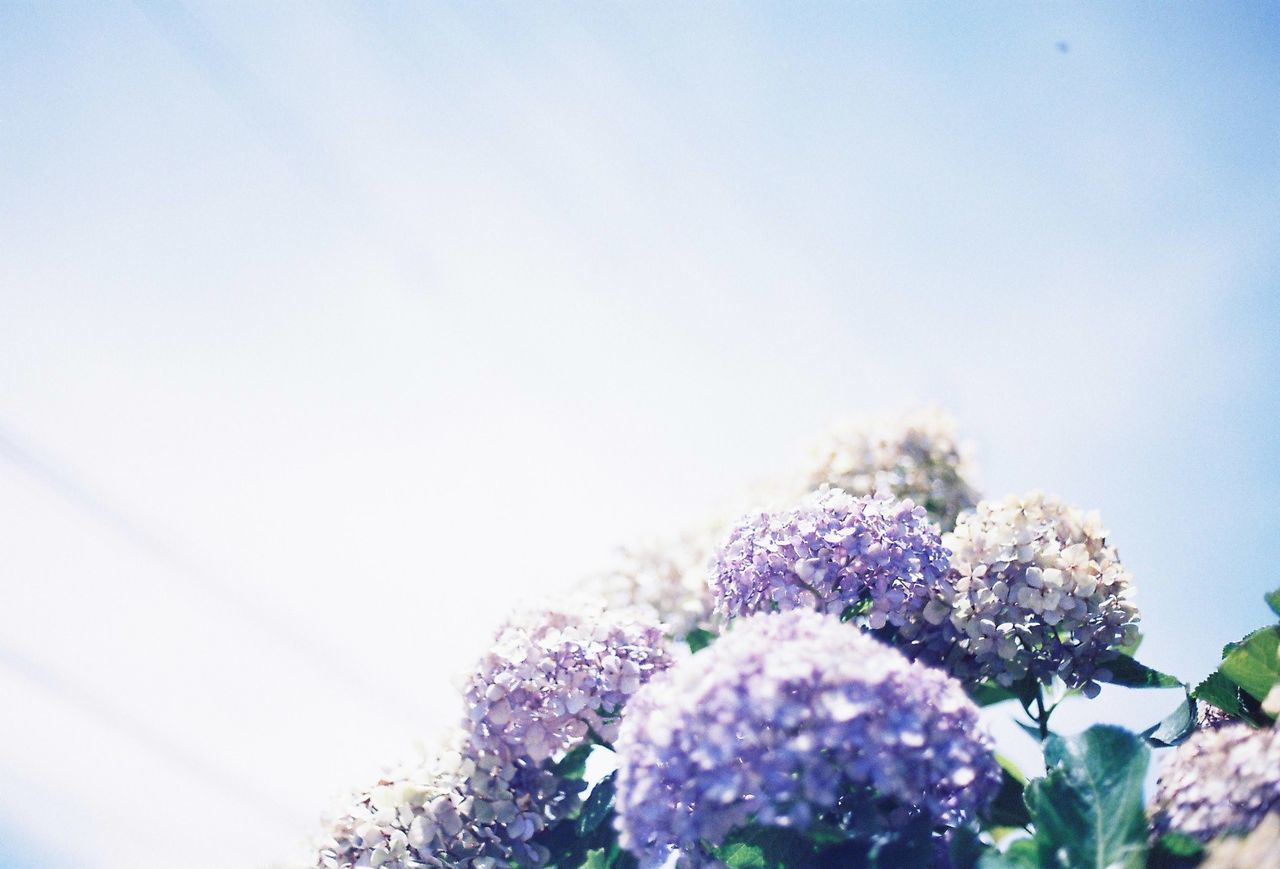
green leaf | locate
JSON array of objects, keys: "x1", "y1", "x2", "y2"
[
  {"x1": 577, "y1": 773, "x2": 616, "y2": 837},
  {"x1": 868, "y1": 815, "x2": 934, "y2": 868},
  {"x1": 1266, "y1": 587, "x2": 1280, "y2": 619},
  {"x1": 686, "y1": 627, "x2": 717, "y2": 654},
  {"x1": 1023, "y1": 725, "x2": 1150, "y2": 869},
  {"x1": 984, "y1": 767, "x2": 1032, "y2": 828},
  {"x1": 1193, "y1": 671, "x2": 1248, "y2": 719},
  {"x1": 947, "y1": 827, "x2": 986, "y2": 869},
  {"x1": 1148, "y1": 831, "x2": 1204, "y2": 867},
  {"x1": 977, "y1": 839, "x2": 1039, "y2": 869},
  {"x1": 1099, "y1": 654, "x2": 1182, "y2": 689},
  {"x1": 1219, "y1": 626, "x2": 1280, "y2": 703},
  {"x1": 583, "y1": 845, "x2": 639, "y2": 869},
  {"x1": 714, "y1": 826, "x2": 817, "y2": 868},
  {"x1": 1141, "y1": 692, "x2": 1197, "y2": 747},
  {"x1": 968, "y1": 681, "x2": 1019, "y2": 707},
  {"x1": 553, "y1": 743, "x2": 595, "y2": 780}
]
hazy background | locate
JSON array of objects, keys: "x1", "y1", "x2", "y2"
[{"x1": 2, "y1": 3, "x2": 1278, "y2": 866}]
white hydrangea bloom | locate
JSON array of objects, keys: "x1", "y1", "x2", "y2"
[
  {"x1": 578, "y1": 526, "x2": 721, "y2": 641},
  {"x1": 800, "y1": 408, "x2": 979, "y2": 531},
  {"x1": 309, "y1": 736, "x2": 563, "y2": 868},
  {"x1": 1202, "y1": 812, "x2": 1280, "y2": 868},
  {"x1": 901, "y1": 491, "x2": 1140, "y2": 691}
]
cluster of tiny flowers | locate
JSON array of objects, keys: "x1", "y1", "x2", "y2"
[
  {"x1": 710, "y1": 489, "x2": 951, "y2": 629},
  {"x1": 899, "y1": 492, "x2": 1140, "y2": 691},
  {"x1": 579, "y1": 526, "x2": 721, "y2": 641},
  {"x1": 312, "y1": 603, "x2": 671, "y2": 868},
  {"x1": 1150, "y1": 723, "x2": 1280, "y2": 842},
  {"x1": 800, "y1": 408, "x2": 979, "y2": 530},
  {"x1": 309, "y1": 739, "x2": 569, "y2": 869},
  {"x1": 613, "y1": 610, "x2": 1000, "y2": 863},
  {"x1": 1202, "y1": 813, "x2": 1280, "y2": 869},
  {"x1": 464, "y1": 600, "x2": 674, "y2": 762}
]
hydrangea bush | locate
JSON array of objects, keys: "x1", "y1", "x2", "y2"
[{"x1": 305, "y1": 410, "x2": 1280, "y2": 869}]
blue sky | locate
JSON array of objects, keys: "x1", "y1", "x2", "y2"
[{"x1": 1, "y1": 3, "x2": 1278, "y2": 866}]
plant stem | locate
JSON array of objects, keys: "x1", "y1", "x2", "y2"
[{"x1": 1034, "y1": 684, "x2": 1050, "y2": 740}]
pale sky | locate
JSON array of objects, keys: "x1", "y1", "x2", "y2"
[{"x1": 1, "y1": 3, "x2": 1278, "y2": 866}]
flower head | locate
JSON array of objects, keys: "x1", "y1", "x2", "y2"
[
  {"x1": 463, "y1": 600, "x2": 674, "y2": 763},
  {"x1": 1202, "y1": 812, "x2": 1280, "y2": 868},
  {"x1": 900, "y1": 492, "x2": 1140, "y2": 691},
  {"x1": 1150, "y1": 723, "x2": 1280, "y2": 842},
  {"x1": 579, "y1": 527, "x2": 720, "y2": 642},
  {"x1": 613, "y1": 610, "x2": 1000, "y2": 862},
  {"x1": 710, "y1": 489, "x2": 951, "y2": 630},
  {"x1": 801, "y1": 408, "x2": 979, "y2": 530},
  {"x1": 310, "y1": 738, "x2": 567, "y2": 869}
]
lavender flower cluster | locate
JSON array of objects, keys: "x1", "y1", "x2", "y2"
[
  {"x1": 800, "y1": 408, "x2": 979, "y2": 530},
  {"x1": 900, "y1": 491, "x2": 1141, "y2": 691},
  {"x1": 311, "y1": 601, "x2": 672, "y2": 868},
  {"x1": 1150, "y1": 722, "x2": 1280, "y2": 842},
  {"x1": 709, "y1": 488, "x2": 951, "y2": 630},
  {"x1": 464, "y1": 601, "x2": 675, "y2": 760},
  {"x1": 613, "y1": 609, "x2": 1001, "y2": 863}
]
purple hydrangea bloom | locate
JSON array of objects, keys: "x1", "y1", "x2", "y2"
[
  {"x1": 613, "y1": 610, "x2": 1000, "y2": 863},
  {"x1": 709, "y1": 489, "x2": 951, "y2": 630},
  {"x1": 899, "y1": 492, "x2": 1140, "y2": 692},
  {"x1": 1150, "y1": 723, "x2": 1280, "y2": 842},
  {"x1": 464, "y1": 600, "x2": 674, "y2": 762}
]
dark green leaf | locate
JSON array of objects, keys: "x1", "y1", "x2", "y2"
[
  {"x1": 686, "y1": 628, "x2": 717, "y2": 654},
  {"x1": 1193, "y1": 671, "x2": 1248, "y2": 720},
  {"x1": 984, "y1": 767, "x2": 1032, "y2": 828},
  {"x1": 1266, "y1": 588, "x2": 1280, "y2": 619},
  {"x1": 868, "y1": 815, "x2": 934, "y2": 868},
  {"x1": 947, "y1": 828, "x2": 986, "y2": 869},
  {"x1": 1023, "y1": 725, "x2": 1150, "y2": 869},
  {"x1": 1015, "y1": 720, "x2": 1045, "y2": 742},
  {"x1": 583, "y1": 844, "x2": 639, "y2": 869},
  {"x1": 1141, "y1": 693, "x2": 1197, "y2": 747},
  {"x1": 577, "y1": 774, "x2": 617, "y2": 837},
  {"x1": 840, "y1": 598, "x2": 873, "y2": 623},
  {"x1": 977, "y1": 839, "x2": 1039, "y2": 869},
  {"x1": 1147, "y1": 831, "x2": 1204, "y2": 867},
  {"x1": 1220, "y1": 626, "x2": 1280, "y2": 703},
  {"x1": 554, "y1": 743, "x2": 595, "y2": 780},
  {"x1": 1099, "y1": 655, "x2": 1182, "y2": 689},
  {"x1": 715, "y1": 826, "x2": 817, "y2": 868},
  {"x1": 968, "y1": 681, "x2": 1019, "y2": 707}
]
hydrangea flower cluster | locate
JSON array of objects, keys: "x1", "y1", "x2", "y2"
[
  {"x1": 463, "y1": 601, "x2": 674, "y2": 760},
  {"x1": 800, "y1": 408, "x2": 979, "y2": 530},
  {"x1": 709, "y1": 488, "x2": 951, "y2": 629},
  {"x1": 312, "y1": 602, "x2": 672, "y2": 868},
  {"x1": 311, "y1": 743, "x2": 567, "y2": 869},
  {"x1": 612, "y1": 609, "x2": 1000, "y2": 862},
  {"x1": 899, "y1": 491, "x2": 1140, "y2": 691},
  {"x1": 1149, "y1": 723, "x2": 1280, "y2": 842},
  {"x1": 580, "y1": 527, "x2": 721, "y2": 641},
  {"x1": 1201, "y1": 812, "x2": 1280, "y2": 869}
]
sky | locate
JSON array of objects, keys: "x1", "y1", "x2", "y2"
[{"x1": 1, "y1": 2, "x2": 1279, "y2": 866}]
